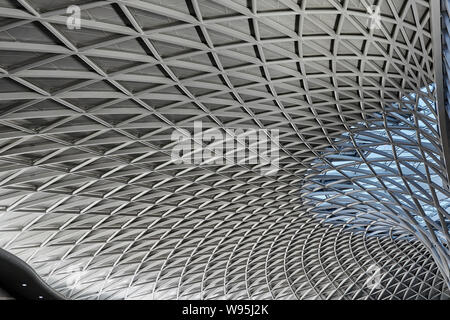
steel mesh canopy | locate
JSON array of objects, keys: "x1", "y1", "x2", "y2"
[{"x1": 0, "y1": 0, "x2": 448, "y2": 299}]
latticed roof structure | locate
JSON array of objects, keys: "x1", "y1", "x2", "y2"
[{"x1": 0, "y1": 0, "x2": 448, "y2": 299}]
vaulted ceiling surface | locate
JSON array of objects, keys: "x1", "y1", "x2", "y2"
[{"x1": 0, "y1": 0, "x2": 448, "y2": 299}]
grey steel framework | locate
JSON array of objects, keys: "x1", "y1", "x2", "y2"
[{"x1": 0, "y1": 0, "x2": 448, "y2": 299}]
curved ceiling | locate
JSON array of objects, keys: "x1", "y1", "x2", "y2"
[{"x1": 0, "y1": 0, "x2": 448, "y2": 299}]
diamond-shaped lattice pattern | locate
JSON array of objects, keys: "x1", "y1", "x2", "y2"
[{"x1": 0, "y1": 0, "x2": 448, "y2": 299}]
